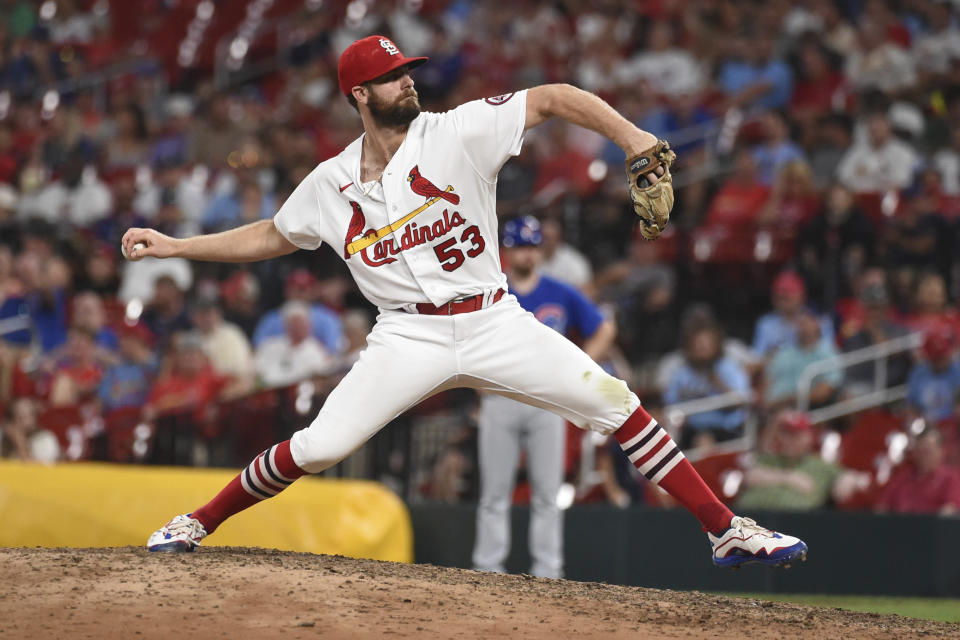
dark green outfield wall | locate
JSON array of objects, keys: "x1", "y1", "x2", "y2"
[{"x1": 408, "y1": 504, "x2": 960, "y2": 597}]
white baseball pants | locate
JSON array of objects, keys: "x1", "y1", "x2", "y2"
[{"x1": 289, "y1": 295, "x2": 640, "y2": 474}]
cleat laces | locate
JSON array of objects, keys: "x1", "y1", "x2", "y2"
[
  {"x1": 730, "y1": 516, "x2": 766, "y2": 536},
  {"x1": 164, "y1": 516, "x2": 206, "y2": 541}
]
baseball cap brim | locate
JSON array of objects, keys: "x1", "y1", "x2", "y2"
[
  {"x1": 341, "y1": 57, "x2": 427, "y2": 98},
  {"x1": 370, "y1": 56, "x2": 428, "y2": 84}
]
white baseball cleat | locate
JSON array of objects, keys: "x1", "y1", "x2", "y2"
[
  {"x1": 708, "y1": 516, "x2": 808, "y2": 569},
  {"x1": 147, "y1": 514, "x2": 207, "y2": 552}
]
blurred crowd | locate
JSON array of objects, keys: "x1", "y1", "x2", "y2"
[{"x1": 1, "y1": 0, "x2": 960, "y2": 514}]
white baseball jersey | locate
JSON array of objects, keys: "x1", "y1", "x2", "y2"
[
  {"x1": 274, "y1": 89, "x2": 641, "y2": 484},
  {"x1": 274, "y1": 91, "x2": 528, "y2": 309}
]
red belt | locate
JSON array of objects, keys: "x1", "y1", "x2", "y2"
[{"x1": 412, "y1": 289, "x2": 505, "y2": 315}]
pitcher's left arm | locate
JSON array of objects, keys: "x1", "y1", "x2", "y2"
[{"x1": 524, "y1": 84, "x2": 677, "y2": 240}]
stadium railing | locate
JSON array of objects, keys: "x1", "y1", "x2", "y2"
[{"x1": 796, "y1": 332, "x2": 923, "y2": 421}]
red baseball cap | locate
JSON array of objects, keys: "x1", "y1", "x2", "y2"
[
  {"x1": 285, "y1": 268, "x2": 316, "y2": 290},
  {"x1": 338, "y1": 35, "x2": 428, "y2": 98},
  {"x1": 220, "y1": 270, "x2": 259, "y2": 303},
  {"x1": 772, "y1": 271, "x2": 806, "y2": 298},
  {"x1": 777, "y1": 410, "x2": 814, "y2": 434},
  {"x1": 117, "y1": 321, "x2": 155, "y2": 347},
  {"x1": 923, "y1": 324, "x2": 955, "y2": 361}
]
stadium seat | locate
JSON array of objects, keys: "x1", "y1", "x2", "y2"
[
  {"x1": 854, "y1": 192, "x2": 892, "y2": 228},
  {"x1": 838, "y1": 409, "x2": 903, "y2": 472},
  {"x1": 102, "y1": 406, "x2": 149, "y2": 463},
  {"x1": 692, "y1": 450, "x2": 747, "y2": 504},
  {"x1": 691, "y1": 225, "x2": 796, "y2": 266},
  {"x1": 150, "y1": 409, "x2": 203, "y2": 466},
  {"x1": 37, "y1": 405, "x2": 88, "y2": 461},
  {"x1": 217, "y1": 388, "x2": 281, "y2": 465},
  {"x1": 834, "y1": 409, "x2": 905, "y2": 510}
]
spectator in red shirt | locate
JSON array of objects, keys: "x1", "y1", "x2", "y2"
[
  {"x1": 758, "y1": 160, "x2": 821, "y2": 229},
  {"x1": 875, "y1": 427, "x2": 960, "y2": 515},
  {"x1": 0, "y1": 124, "x2": 19, "y2": 185},
  {"x1": 912, "y1": 167, "x2": 959, "y2": 221},
  {"x1": 145, "y1": 333, "x2": 225, "y2": 421},
  {"x1": 47, "y1": 326, "x2": 111, "y2": 407},
  {"x1": 835, "y1": 267, "x2": 888, "y2": 340},
  {"x1": 789, "y1": 38, "x2": 848, "y2": 144},
  {"x1": 532, "y1": 124, "x2": 597, "y2": 201},
  {"x1": 863, "y1": 0, "x2": 912, "y2": 49},
  {"x1": 704, "y1": 149, "x2": 770, "y2": 228},
  {"x1": 904, "y1": 272, "x2": 960, "y2": 341}
]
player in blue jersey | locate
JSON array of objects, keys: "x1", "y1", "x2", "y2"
[{"x1": 472, "y1": 215, "x2": 616, "y2": 578}]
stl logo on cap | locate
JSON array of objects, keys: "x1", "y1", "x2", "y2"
[{"x1": 379, "y1": 38, "x2": 399, "y2": 55}]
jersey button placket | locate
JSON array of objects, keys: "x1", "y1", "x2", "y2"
[{"x1": 388, "y1": 194, "x2": 428, "y2": 294}]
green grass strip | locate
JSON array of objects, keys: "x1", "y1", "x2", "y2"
[{"x1": 715, "y1": 593, "x2": 960, "y2": 623}]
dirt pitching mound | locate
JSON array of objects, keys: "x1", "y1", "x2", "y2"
[{"x1": 1, "y1": 547, "x2": 955, "y2": 639}]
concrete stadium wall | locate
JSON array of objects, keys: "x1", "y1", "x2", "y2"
[{"x1": 409, "y1": 504, "x2": 960, "y2": 597}]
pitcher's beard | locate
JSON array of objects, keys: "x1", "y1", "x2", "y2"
[{"x1": 368, "y1": 91, "x2": 421, "y2": 128}]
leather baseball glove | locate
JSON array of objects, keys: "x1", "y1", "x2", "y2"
[{"x1": 625, "y1": 140, "x2": 676, "y2": 241}]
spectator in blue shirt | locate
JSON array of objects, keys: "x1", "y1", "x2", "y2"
[
  {"x1": 98, "y1": 322, "x2": 158, "y2": 413},
  {"x1": 664, "y1": 321, "x2": 751, "y2": 450},
  {"x1": 667, "y1": 91, "x2": 717, "y2": 158},
  {"x1": 414, "y1": 26, "x2": 464, "y2": 102},
  {"x1": 751, "y1": 110, "x2": 805, "y2": 186},
  {"x1": 601, "y1": 88, "x2": 715, "y2": 166},
  {"x1": 252, "y1": 269, "x2": 343, "y2": 355},
  {"x1": 141, "y1": 275, "x2": 192, "y2": 351},
  {"x1": 202, "y1": 174, "x2": 276, "y2": 233},
  {"x1": 71, "y1": 291, "x2": 118, "y2": 352},
  {"x1": 753, "y1": 270, "x2": 834, "y2": 360},
  {"x1": 12, "y1": 252, "x2": 69, "y2": 352},
  {"x1": 907, "y1": 326, "x2": 960, "y2": 424},
  {"x1": 718, "y1": 33, "x2": 793, "y2": 112},
  {"x1": 600, "y1": 86, "x2": 675, "y2": 166},
  {"x1": 765, "y1": 306, "x2": 843, "y2": 409}
]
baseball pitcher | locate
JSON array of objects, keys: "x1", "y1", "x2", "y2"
[{"x1": 129, "y1": 36, "x2": 807, "y2": 569}]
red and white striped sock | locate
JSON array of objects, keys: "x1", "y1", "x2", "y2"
[
  {"x1": 615, "y1": 406, "x2": 734, "y2": 535},
  {"x1": 191, "y1": 440, "x2": 307, "y2": 534}
]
